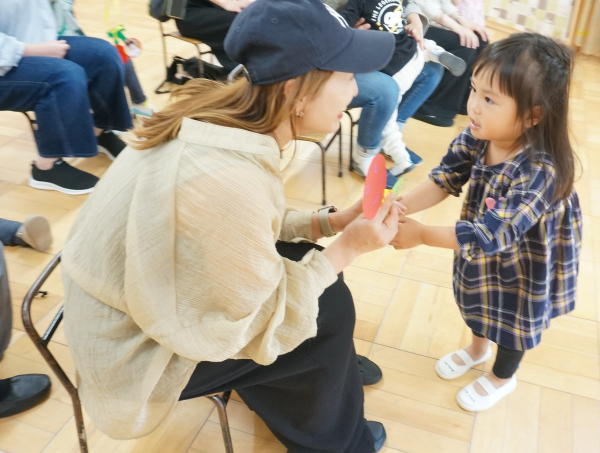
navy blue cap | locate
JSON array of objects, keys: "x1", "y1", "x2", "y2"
[{"x1": 224, "y1": 0, "x2": 395, "y2": 85}]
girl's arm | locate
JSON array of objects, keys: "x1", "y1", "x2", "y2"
[
  {"x1": 400, "y1": 179, "x2": 450, "y2": 215},
  {"x1": 390, "y1": 218, "x2": 459, "y2": 250}
]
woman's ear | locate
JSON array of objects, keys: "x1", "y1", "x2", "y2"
[{"x1": 283, "y1": 79, "x2": 295, "y2": 97}]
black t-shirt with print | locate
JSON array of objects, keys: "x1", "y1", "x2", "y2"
[{"x1": 341, "y1": 0, "x2": 417, "y2": 76}]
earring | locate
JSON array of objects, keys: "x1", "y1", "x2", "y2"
[{"x1": 295, "y1": 112, "x2": 304, "y2": 118}]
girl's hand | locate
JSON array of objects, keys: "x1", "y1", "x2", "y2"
[
  {"x1": 390, "y1": 217, "x2": 425, "y2": 250},
  {"x1": 405, "y1": 16, "x2": 425, "y2": 50},
  {"x1": 455, "y1": 26, "x2": 480, "y2": 49},
  {"x1": 216, "y1": 0, "x2": 253, "y2": 13},
  {"x1": 354, "y1": 18, "x2": 371, "y2": 30},
  {"x1": 339, "y1": 193, "x2": 400, "y2": 255}
]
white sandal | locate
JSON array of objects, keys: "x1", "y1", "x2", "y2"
[
  {"x1": 456, "y1": 375, "x2": 517, "y2": 412},
  {"x1": 435, "y1": 345, "x2": 492, "y2": 380}
]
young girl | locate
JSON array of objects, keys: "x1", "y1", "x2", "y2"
[{"x1": 390, "y1": 33, "x2": 582, "y2": 411}]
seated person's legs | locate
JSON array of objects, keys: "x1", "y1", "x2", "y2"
[
  {"x1": 348, "y1": 72, "x2": 400, "y2": 187},
  {"x1": 0, "y1": 37, "x2": 131, "y2": 195},
  {"x1": 0, "y1": 216, "x2": 52, "y2": 252},
  {"x1": 175, "y1": 0, "x2": 239, "y2": 72},
  {"x1": 0, "y1": 242, "x2": 51, "y2": 418}
]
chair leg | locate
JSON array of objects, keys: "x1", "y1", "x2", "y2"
[
  {"x1": 337, "y1": 128, "x2": 343, "y2": 178},
  {"x1": 207, "y1": 394, "x2": 234, "y2": 453},
  {"x1": 73, "y1": 399, "x2": 89, "y2": 453},
  {"x1": 317, "y1": 142, "x2": 326, "y2": 205},
  {"x1": 22, "y1": 112, "x2": 37, "y2": 138}
]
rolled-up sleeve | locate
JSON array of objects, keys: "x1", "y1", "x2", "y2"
[
  {"x1": 0, "y1": 33, "x2": 25, "y2": 76},
  {"x1": 280, "y1": 208, "x2": 314, "y2": 242}
]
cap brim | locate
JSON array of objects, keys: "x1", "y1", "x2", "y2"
[{"x1": 318, "y1": 29, "x2": 395, "y2": 74}]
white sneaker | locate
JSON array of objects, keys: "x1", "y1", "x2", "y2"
[
  {"x1": 132, "y1": 102, "x2": 156, "y2": 117},
  {"x1": 351, "y1": 145, "x2": 377, "y2": 177},
  {"x1": 457, "y1": 375, "x2": 517, "y2": 412},
  {"x1": 382, "y1": 142, "x2": 414, "y2": 177},
  {"x1": 435, "y1": 345, "x2": 493, "y2": 380}
]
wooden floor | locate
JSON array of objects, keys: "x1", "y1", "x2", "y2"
[{"x1": 1, "y1": 1, "x2": 600, "y2": 452}]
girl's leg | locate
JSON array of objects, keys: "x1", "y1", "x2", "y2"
[{"x1": 396, "y1": 62, "x2": 444, "y2": 131}]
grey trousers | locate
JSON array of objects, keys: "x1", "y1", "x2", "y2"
[{"x1": 0, "y1": 243, "x2": 11, "y2": 359}]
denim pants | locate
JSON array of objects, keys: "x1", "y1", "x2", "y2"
[
  {"x1": 124, "y1": 59, "x2": 146, "y2": 105},
  {"x1": 396, "y1": 62, "x2": 444, "y2": 130},
  {"x1": 348, "y1": 72, "x2": 399, "y2": 150},
  {"x1": 0, "y1": 219, "x2": 23, "y2": 247},
  {"x1": 0, "y1": 36, "x2": 132, "y2": 158}
]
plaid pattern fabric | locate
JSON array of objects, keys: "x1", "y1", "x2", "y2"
[{"x1": 430, "y1": 128, "x2": 582, "y2": 351}]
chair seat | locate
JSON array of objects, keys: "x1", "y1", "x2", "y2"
[{"x1": 165, "y1": 31, "x2": 203, "y2": 45}]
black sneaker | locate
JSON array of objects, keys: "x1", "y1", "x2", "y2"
[
  {"x1": 97, "y1": 131, "x2": 126, "y2": 161},
  {"x1": 413, "y1": 111, "x2": 454, "y2": 127},
  {"x1": 366, "y1": 421, "x2": 387, "y2": 452},
  {"x1": 358, "y1": 355, "x2": 383, "y2": 386},
  {"x1": 29, "y1": 159, "x2": 98, "y2": 195}
]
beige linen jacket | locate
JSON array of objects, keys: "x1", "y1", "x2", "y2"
[{"x1": 61, "y1": 118, "x2": 338, "y2": 439}]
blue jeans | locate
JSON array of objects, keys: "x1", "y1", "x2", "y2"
[
  {"x1": 396, "y1": 62, "x2": 444, "y2": 131},
  {"x1": 0, "y1": 36, "x2": 132, "y2": 158},
  {"x1": 0, "y1": 219, "x2": 24, "y2": 247},
  {"x1": 125, "y1": 59, "x2": 146, "y2": 105},
  {"x1": 348, "y1": 72, "x2": 399, "y2": 150}
]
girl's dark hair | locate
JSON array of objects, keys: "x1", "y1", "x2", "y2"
[{"x1": 473, "y1": 33, "x2": 577, "y2": 202}]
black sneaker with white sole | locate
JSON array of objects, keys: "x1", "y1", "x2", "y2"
[
  {"x1": 97, "y1": 131, "x2": 126, "y2": 161},
  {"x1": 29, "y1": 160, "x2": 98, "y2": 195}
]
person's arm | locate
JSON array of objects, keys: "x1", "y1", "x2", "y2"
[
  {"x1": 0, "y1": 32, "x2": 25, "y2": 76},
  {"x1": 340, "y1": 0, "x2": 363, "y2": 28},
  {"x1": 393, "y1": 160, "x2": 557, "y2": 256},
  {"x1": 401, "y1": 179, "x2": 450, "y2": 215}
]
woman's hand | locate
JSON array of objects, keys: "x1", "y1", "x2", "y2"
[
  {"x1": 405, "y1": 14, "x2": 425, "y2": 50},
  {"x1": 455, "y1": 26, "x2": 480, "y2": 49},
  {"x1": 467, "y1": 23, "x2": 491, "y2": 42},
  {"x1": 339, "y1": 193, "x2": 400, "y2": 254},
  {"x1": 322, "y1": 193, "x2": 400, "y2": 274},
  {"x1": 390, "y1": 217, "x2": 424, "y2": 250},
  {"x1": 23, "y1": 40, "x2": 70, "y2": 58},
  {"x1": 330, "y1": 196, "x2": 407, "y2": 233},
  {"x1": 214, "y1": 0, "x2": 254, "y2": 13}
]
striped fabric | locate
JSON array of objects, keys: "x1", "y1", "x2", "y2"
[{"x1": 430, "y1": 128, "x2": 582, "y2": 351}]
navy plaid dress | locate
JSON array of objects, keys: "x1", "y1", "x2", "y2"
[{"x1": 430, "y1": 128, "x2": 582, "y2": 351}]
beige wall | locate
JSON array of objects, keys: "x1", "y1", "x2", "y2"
[{"x1": 484, "y1": 0, "x2": 574, "y2": 38}]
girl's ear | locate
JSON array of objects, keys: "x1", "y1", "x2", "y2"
[{"x1": 527, "y1": 106, "x2": 543, "y2": 128}]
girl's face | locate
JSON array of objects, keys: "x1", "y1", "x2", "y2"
[
  {"x1": 300, "y1": 71, "x2": 358, "y2": 135},
  {"x1": 467, "y1": 71, "x2": 524, "y2": 147}
]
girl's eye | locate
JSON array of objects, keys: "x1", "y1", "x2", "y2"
[
  {"x1": 485, "y1": 97, "x2": 494, "y2": 105},
  {"x1": 470, "y1": 86, "x2": 476, "y2": 92}
]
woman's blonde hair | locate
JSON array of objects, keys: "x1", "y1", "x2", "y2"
[{"x1": 132, "y1": 69, "x2": 333, "y2": 150}]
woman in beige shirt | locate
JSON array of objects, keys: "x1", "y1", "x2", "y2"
[{"x1": 62, "y1": 0, "x2": 399, "y2": 451}]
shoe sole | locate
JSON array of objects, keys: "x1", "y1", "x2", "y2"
[
  {"x1": 29, "y1": 178, "x2": 95, "y2": 196},
  {"x1": 98, "y1": 146, "x2": 116, "y2": 162},
  {"x1": 439, "y1": 52, "x2": 467, "y2": 77},
  {"x1": 20, "y1": 215, "x2": 52, "y2": 252}
]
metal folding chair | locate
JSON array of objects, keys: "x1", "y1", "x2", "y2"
[
  {"x1": 21, "y1": 252, "x2": 235, "y2": 453},
  {"x1": 155, "y1": 21, "x2": 214, "y2": 94},
  {"x1": 296, "y1": 129, "x2": 344, "y2": 205}
]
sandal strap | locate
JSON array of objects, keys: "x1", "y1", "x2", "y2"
[
  {"x1": 454, "y1": 349, "x2": 476, "y2": 367},
  {"x1": 475, "y1": 376, "x2": 497, "y2": 395}
]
